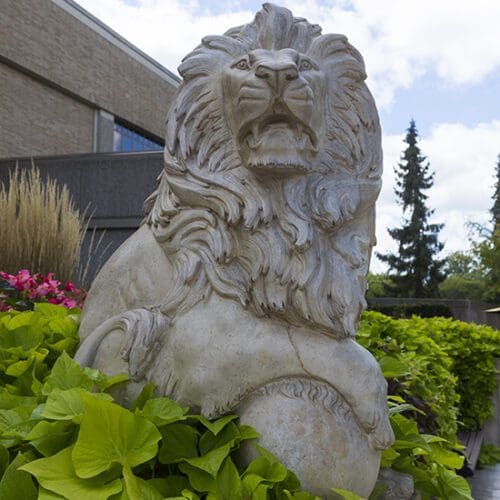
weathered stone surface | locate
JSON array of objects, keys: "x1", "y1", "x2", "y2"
[
  {"x1": 75, "y1": 4, "x2": 393, "y2": 495},
  {"x1": 378, "y1": 468, "x2": 417, "y2": 499}
]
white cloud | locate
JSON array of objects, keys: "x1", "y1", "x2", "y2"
[
  {"x1": 372, "y1": 120, "x2": 500, "y2": 272},
  {"x1": 77, "y1": 0, "x2": 500, "y2": 108}
]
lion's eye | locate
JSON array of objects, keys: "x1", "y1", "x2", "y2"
[
  {"x1": 299, "y1": 59, "x2": 313, "y2": 71},
  {"x1": 235, "y1": 59, "x2": 251, "y2": 70}
]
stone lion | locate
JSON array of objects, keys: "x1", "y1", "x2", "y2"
[{"x1": 76, "y1": 4, "x2": 393, "y2": 496}]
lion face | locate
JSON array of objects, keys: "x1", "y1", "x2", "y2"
[{"x1": 222, "y1": 48, "x2": 325, "y2": 175}]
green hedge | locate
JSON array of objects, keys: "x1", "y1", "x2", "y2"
[
  {"x1": 423, "y1": 316, "x2": 500, "y2": 430},
  {"x1": 358, "y1": 311, "x2": 459, "y2": 440},
  {"x1": 359, "y1": 311, "x2": 500, "y2": 435}
]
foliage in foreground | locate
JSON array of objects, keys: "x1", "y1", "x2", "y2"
[
  {"x1": 0, "y1": 304, "x2": 489, "y2": 499},
  {"x1": 378, "y1": 398, "x2": 471, "y2": 500},
  {"x1": 0, "y1": 305, "x2": 318, "y2": 499},
  {"x1": 334, "y1": 398, "x2": 474, "y2": 499}
]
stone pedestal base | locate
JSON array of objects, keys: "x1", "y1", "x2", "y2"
[{"x1": 236, "y1": 378, "x2": 380, "y2": 498}]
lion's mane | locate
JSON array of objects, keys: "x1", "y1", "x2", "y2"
[{"x1": 144, "y1": 3, "x2": 383, "y2": 338}]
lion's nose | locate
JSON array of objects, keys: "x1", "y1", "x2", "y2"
[{"x1": 255, "y1": 63, "x2": 299, "y2": 92}]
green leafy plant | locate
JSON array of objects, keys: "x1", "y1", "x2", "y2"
[
  {"x1": 6, "y1": 354, "x2": 321, "y2": 499},
  {"x1": 422, "y1": 316, "x2": 500, "y2": 430},
  {"x1": 358, "y1": 311, "x2": 460, "y2": 440},
  {"x1": 379, "y1": 398, "x2": 472, "y2": 500},
  {"x1": 0, "y1": 306, "x2": 320, "y2": 499},
  {"x1": 359, "y1": 311, "x2": 500, "y2": 437},
  {"x1": 478, "y1": 444, "x2": 500, "y2": 468},
  {"x1": 334, "y1": 397, "x2": 473, "y2": 500},
  {"x1": 0, "y1": 303, "x2": 80, "y2": 386}
]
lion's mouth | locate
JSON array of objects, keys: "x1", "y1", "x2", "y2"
[
  {"x1": 239, "y1": 114, "x2": 318, "y2": 174},
  {"x1": 243, "y1": 115, "x2": 318, "y2": 152}
]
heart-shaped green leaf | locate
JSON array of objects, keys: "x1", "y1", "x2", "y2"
[
  {"x1": 21, "y1": 446, "x2": 122, "y2": 499},
  {"x1": 72, "y1": 395, "x2": 161, "y2": 478}
]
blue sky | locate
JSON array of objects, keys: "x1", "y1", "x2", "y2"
[
  {"x1": 78, "y1": 0, "x2": 500, "y2": 272},
  {"x1": 379, "y1": 68, "x2": 500, "y2": 136}
]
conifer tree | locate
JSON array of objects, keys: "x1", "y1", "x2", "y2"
[
  {"x1": 492, "y1": 155, "x2": 500, "y2": 228},
  {"x1": 475, "y1": 154, "x2": 500, "y2": 302},
  {"x1": 377, "y1": 120, "x2": 446, "y2": 297}
]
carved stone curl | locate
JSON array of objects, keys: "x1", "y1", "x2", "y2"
[{"x1": 75, "y1": 4, "x2": 394, "y2": 497}]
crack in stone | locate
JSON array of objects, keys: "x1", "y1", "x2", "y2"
[
  {"x1": 286, "y1": 326, "x2": 316, "y2": 379},
  {"x1": 285, "y1": 326, "x2": 386, "y2": 447}
]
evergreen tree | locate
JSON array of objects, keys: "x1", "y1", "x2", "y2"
[
  {"x1": 474, "y1": 154, "x2": 500, "y2": 302},
  {"x1": 492, "y1": 154, "x2": 500, "y2": 228},
  {"x1": 377, "y1": 120, "x2": 446, "y2": 297}
]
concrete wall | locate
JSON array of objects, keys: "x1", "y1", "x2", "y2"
[
  {"x1": 0, "y1": 152, "x2": 163, "y2": 283},
  {"x1": 370, "y1": 297, "x2": 500, "y2": 330},
  {"x1": 0, "y1": 0, "x2": 178, "y2": 157}
]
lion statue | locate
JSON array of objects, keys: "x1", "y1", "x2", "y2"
[{"x1": 76, "y1": 4, "x2": 393, "y2": 496}]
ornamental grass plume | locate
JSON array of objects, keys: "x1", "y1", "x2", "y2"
[{"x1": 0, "y1": 165, "x2": 88, "y2": 283}]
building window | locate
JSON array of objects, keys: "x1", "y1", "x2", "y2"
[{"x1": 113, "y1": 122, "x2": 163, "y2": 152}]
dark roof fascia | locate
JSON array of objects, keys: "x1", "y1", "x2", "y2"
[{"x1": 0, "y1": 151, "x2": 164, "y2": 164}]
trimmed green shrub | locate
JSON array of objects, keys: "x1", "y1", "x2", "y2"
[
  {"x1": 479, "y1": 444, "x2": 500, "y2": 467},
  {"x1": 423, "y1": 316, "x2": 500, "y2": 430},
  {"x1": 359, "y1": 312, "x2": 500, "y2": 436},
  {"x1": 358, "y1": 311, "x2": 460, "y2": 440}
]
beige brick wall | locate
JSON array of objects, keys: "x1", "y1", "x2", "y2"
[
  {"x1": 0, "y1": 0, "x2": 177, "y2": 142},
  {"x1": 0, "y1": 62, "x2": 93, "y2": 157}
]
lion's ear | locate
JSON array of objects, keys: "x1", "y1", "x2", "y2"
[
  {"x1": 308, "y1": 34, "x2": 366, "y2": 81},
  {"x1": 178, "y1": 36, "x2": 246, "y2": 80},
  {"x1": 201, "y1": 35, "x2": 246, "y2": 57}
]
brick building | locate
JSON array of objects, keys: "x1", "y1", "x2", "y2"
[
  {"x1": 0, "y1": 0, "x2": 179, "y2": 158},
  {"x1": 0, "y1": 0, "x2": 180, "y2": 280}
]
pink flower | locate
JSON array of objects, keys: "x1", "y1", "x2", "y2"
[
  {"x1": 34, "y1": 282, "x2": 51, "y2": 297},
  {"x1": 1, "y1": 272, "x2": 19, "y2": 289},
  {"x1": 62, "y1": 299, "x2": 77, "y2": 309},
  {"x1": 0, "y1": 270, "x2": 86, "y2": 310},
  {"x1": 15, "y1": 269, "x2": 34, "y2": 290}
]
